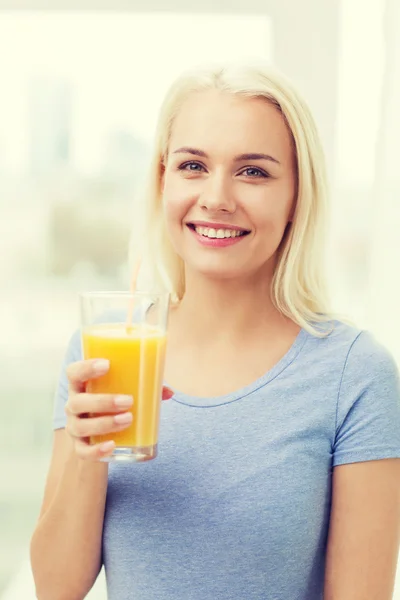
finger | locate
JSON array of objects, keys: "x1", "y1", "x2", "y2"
[
  {"x1": 67, "y1": 412, "x2": 133, "y2": 439},
  {"x1": 162, "y1": 386, "x2": 174, "y2": 401},
  {"x1": 74, "y1": 437, "x2": 116, "y2": 461},
  {"x1": 67, "y1": 393, "x2": 133, "y2": 416},
  {"x1": 66, "y1": 359, "x2": 110, "y2": 393}
]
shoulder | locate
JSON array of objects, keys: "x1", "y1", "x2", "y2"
[
  {"x1": 339, "y1": 326, "x2": 399, "y2": 386},
  {"x1": 310, "y1": 319, "x2": 396, "y2": 366},
  {"x1": 301, "y1": 319, "x2": 363, "y2": 373},
  {"x1": 321, "y1": 321, "x2": 400, "y2": 403},
  {"x1": 302, "y1": 319, "x2": 399, "y2": 390},
  {"x1": 332, "y1": 324, "x2": 400, "y2": 464}
]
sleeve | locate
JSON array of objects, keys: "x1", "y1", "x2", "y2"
[
  {"x1": 52, "y1": 329, "x2": 83, "y2": 430},
  {"x1": 333, "y1": 331, "x2": 400, "y2": 467}
]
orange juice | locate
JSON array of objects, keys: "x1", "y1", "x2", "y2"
[{"x1": 82, "y1": 323, "x2": 167, "y2": 449}]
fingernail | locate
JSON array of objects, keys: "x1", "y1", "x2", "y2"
[
  {"x1": 114, "y1": 412, "x2": 133, "y2": 425},
  {"x1": 93, "y1": 359, "x2": 110, "y2": 374},
  {"x1": 114, "y1": 395, "x2": 133, "y2": 407},
  {"x1": 100, "y1": 441, "x2": 115, "y2": 453}
]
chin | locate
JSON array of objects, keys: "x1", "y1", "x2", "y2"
[
  {"x1": 184, "y1": 252, "x2": 275, "y2": 285},
  {"x1": 187, "y1": 259, "x2": 247, "y2": 281}
]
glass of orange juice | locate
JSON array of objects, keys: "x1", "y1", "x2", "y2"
[{"x1": 79, "y1": 291, "x2": 170, "y2": 463}]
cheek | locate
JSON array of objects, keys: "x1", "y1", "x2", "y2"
[
  {"x1": 246, "y1": 191, "x2": 293, "y2": 254},
  {"x1": 255, "y1": 183, "x2": 294, "y2": 229},
  {"x1": 162, "y1": 174, "x2": 195, "y2": 225},
  {"x1": 248, "y1": 201, "x2": 290, "y2": 234},
  {"x1": 163, "y1": 191, "x2": 183, "y2": 228},
  {"x1": 162, "y1": 182, "x2": 189, "y2": 239}
]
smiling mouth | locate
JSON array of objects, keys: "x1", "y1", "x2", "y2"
[{"x1": 186, "y1": 223, "x2": 250, "y2": 239}]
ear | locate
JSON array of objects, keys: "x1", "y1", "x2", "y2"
[{"x1": 160, "y1": 161, "x2": 166, "y2": 193}]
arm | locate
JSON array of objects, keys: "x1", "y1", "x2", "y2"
[
  {"x1": 30, "y1": 350, "x2": 174, "y2": 600},
  {"x1": 30, "y1": 358, "x2": 123, "y2": 600},
  {"x1": 30, "y1": 430, "x2": 109, "y2": 600},
  {"x1": 324, "y1": 458, "x2": 400, "y2": 600}
]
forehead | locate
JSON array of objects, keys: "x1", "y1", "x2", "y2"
[{"x1": 169, "y1": 90, "x2": 293, "y2": 163}]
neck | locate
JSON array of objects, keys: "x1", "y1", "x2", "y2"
[{"x1": 172, "y1": 269, "x2": 291, "y2": 343}]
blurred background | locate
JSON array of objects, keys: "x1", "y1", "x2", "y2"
[{"x1": 0, "y1": 0, "x2": 399, "y2": 598}]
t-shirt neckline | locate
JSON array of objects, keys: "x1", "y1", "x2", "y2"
[{"x1": 165, "y1": 327, "x2": 310, "y2": 409}]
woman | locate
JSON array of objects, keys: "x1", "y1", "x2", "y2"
[{"x1": 31, "y1": 63, "x2": 400, "y2": 600}]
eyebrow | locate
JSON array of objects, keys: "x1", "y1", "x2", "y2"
[{"x1": 172, "y1": 146, "x2": 281, "y2": 165}]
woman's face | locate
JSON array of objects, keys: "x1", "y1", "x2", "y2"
[{"x1": 162, "y1": 90, "x2": 296, "y2": 283}]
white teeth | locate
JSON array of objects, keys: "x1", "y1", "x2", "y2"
[{"x1": 194, "y1": 226, "x2": 245, "y2": 239}]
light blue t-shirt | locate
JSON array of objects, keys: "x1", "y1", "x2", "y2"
[{"x1": 53, "y1": 320, "x2": 400, "y2": 600}]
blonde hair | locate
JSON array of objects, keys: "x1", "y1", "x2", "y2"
[{"x1": 133, "y1": 61, "x2": 337, "y2": 337}]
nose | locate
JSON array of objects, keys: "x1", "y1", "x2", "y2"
[{"x1": 198, "y1": 172, "x2": 236, "y2": 213}]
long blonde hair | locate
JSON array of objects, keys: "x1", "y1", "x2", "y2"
[{"x1": 133, "y1": 62, "x2": 336, "y2": 336}]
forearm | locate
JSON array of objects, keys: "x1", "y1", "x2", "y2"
[{"x1": 30, "y1": 451, "x2": 108, "y2": 600}]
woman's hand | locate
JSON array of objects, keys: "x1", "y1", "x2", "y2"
[{"x1": 65, "y1": 358, "x2": 173, "y2": 461}]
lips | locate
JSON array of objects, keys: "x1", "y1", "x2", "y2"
[
  {"x1": 186, "y1": 222, "x2": 250, "y2": 248},
  {"x1": 186, "y1": 222, "x2": 251, "y2": 240}
]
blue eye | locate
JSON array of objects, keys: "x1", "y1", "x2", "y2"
[
  {"x1": 179, "y1": 161, "x2": 205, "y2": 172},
  {"x1": 241, "y1": 167, "x2": 269, "y2": 178}
]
